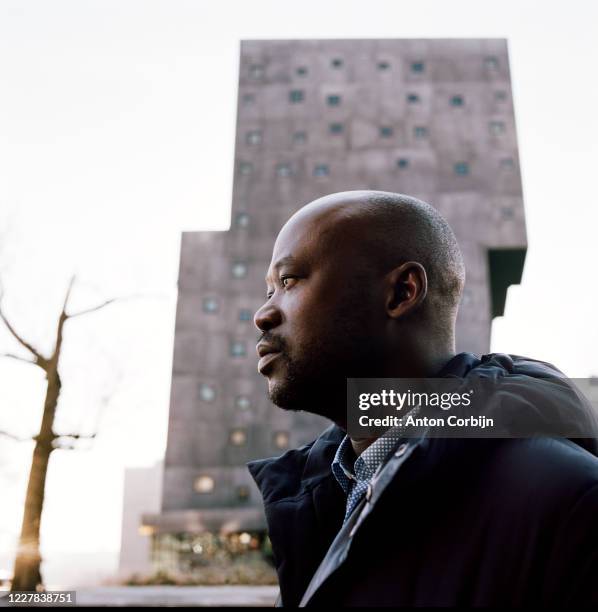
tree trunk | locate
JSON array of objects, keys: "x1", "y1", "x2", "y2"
[
  {"x1": 11, "y1": 369, "x2": 60, "y2": 592},
  {"x1": 4, "y1": 285, "x2": 109, "y2": 592}
]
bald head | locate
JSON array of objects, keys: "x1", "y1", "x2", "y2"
[
  {"x1": 255, "y1": 190, "x2": 465, "y2": 420},
  {"x1": 279, "y1": 190, "x2": 465, "y2": 321}
]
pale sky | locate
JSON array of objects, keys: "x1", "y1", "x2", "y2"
[{"x1": 0, "y1": 0, "x2": 597, "y2": 585}]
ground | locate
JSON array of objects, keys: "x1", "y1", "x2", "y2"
[{"x1": 74, "y1": 585, "x2": 279, "y2": 607}]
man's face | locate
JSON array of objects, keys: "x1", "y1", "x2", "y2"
[{"x1": 254, "y1": 207, "x2": 385, "y2": 422}]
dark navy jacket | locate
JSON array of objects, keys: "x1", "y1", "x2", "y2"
[{"x1": 248, "y1": 353, "x2": 598, "y2": 607}]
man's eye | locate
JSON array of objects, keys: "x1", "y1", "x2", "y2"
[
  {"x1": 265, "y1": 277, "x2": 298, "y2": 299},
  {"x1": 281, "y1": 276, "x2": 298, "y2": 289}
]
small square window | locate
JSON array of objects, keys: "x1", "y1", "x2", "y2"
[
  {"x1": 414, "y1": 126, "x2": 428, "y2": 139},
  {"x1": 454, "y1": 162, "x2": 470, "y2": 176},
  {"x1": 411, "y1": 61, "x2": 425, "y2": 73},
  {"x1": 249, "y1": 64, "x2": 264, "y2": 79},
  {"x1": 236, "y1": 395, "x2": 251, "y2": 410},
  {"x1": 194, "y1": 475, "x2": 214, "y2": 493},
  {"x1": 239, "y1": 162, "x2": 253, "y2": 176},
  {"x1": 235, "y1": 212, "x2": 249, "y2": 228},
  {"x1": 276, "y1": 163, "x2": 292, "y2": 177},
  {"x1": 242, "y1": 93, "x2": 255, "y2": 106},
  {"x1": 484, "y1": 56, "x2": 499, "y2": 69},
  {"x1": 230, "y1": 428, "x2": 247, "y2": 446},
  {"x1": 461, "y1": 288, "x2": 473, "y2": 306},
  {"x1": 313, "y1": 164, "x2": 329, "y2": 177},
  {"x1": 289, "y1": 90, "x2": 304, "y2": 103},
  {"x1": 501, "y1": 207, "x2": 514, "y2": 220},
  {"x1": 490, "y1": 121, "x2": 506, "y2": 135},
  {"x1": 380, "y1": 126, "x2": 394, "y2": 138},
  {"x1": 199, "y1": 384, "x2": 216, "y2": 402},
  {"x1": 230, "y1": 341, "x2": 246, "y2": 357},
  {"x1": 377, "y1": 61, "x2": 390, "y2": 71},
  {"x1": 296, "y1": 66, "x2": 308, "y2": 76},
  {"x1": 237, "y1": 485, "x2": 250, "y2": 500},
  {"x1": 331, "y1": 58, "x2": 343, "y2": 68},
  {"x1": 293, "y1": 131, "x2": 307, "y2": 144},
  {"x1": 246, "y1": 130, "x2": 262, "y2": 145},
  {"x1": 327, "y1": 94, "x2": 341, "y2": 106},
  {"x1": 202, "y1": 297, "x2": 219, "y2": 313},
  {"x1": 231, "y1": 262, "x2": 248, "y2": 279},
  {"x1": 397, "y1": 158, "x2": 409, "y2": 169},
  {"x1": 450, "y1": 95, "x2": 464, "y2": 107},
  {"x1": 500, "y1": 157, "x2": 515, "y2": 169},
  {"x1": 329, "y1": 122, "x2": 344, "y2": 134},
  {"x1": 273, "y1": 431, "x2": 290, "y2": 449},
  {"x1": 495, "y1": 91, "x2": 507, "y2": 102},
  {"x1": 407, "y1": 93, "x2": 420, "y2": 104},
  {"x1": 239, "y1": 308, "x2": 252, "y2": 321}
]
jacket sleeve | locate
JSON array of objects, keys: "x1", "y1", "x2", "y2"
[{"x1": 543, "y1": 483, "x2": 598, "y2": 605}]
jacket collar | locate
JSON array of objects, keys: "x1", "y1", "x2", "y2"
[
  {"x1": 247, "y1": 352, "x2": 482, "y2": 505},
  {"x1": 247, "y1": 423, "x2": 346, "y2": 506}
]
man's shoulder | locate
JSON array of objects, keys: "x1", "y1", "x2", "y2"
[
  {"x1": 490, "y1": 436, "x2": 598, "y2": 490},
  {"x1": 379, "y1": 435, "x2": 598, "y2": 519},
  {"x1": 372, "y1": 436, "x2": 598, "y2": 538},
  {"x1": 447, "y1": 437, "x2": 598, "y2": 515},
  {"x1": 247, "y1": 423, "x2": 344, "y2": 504}
]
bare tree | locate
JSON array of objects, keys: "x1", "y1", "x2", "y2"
[{"x1": 0, "y1": 276, "x2": 119, "y2": 592}]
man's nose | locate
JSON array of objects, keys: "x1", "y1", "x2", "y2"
[{"x1": 254, "y1": 301, "x2": 283, "y2": 332}]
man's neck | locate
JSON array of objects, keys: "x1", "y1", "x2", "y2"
[
  {"x1": 347, "y1": 350, "x2": 457, "y2": 456},
  {"x1": 380, "y1": 348, "x2": 456, "y2": 379},
  {"x1": 350, "y1": 436, "x2": 378, "y2": 456},
  {"x1": 330, "y1": 349, "x2": 456, "y2": 456}
]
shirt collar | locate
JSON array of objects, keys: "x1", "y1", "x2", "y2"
[
  {"x1": 331, "y1": 435, "x2": 356, "y2": 494},
  {"x1": 332, "y1": 431, "x2": 404, "y2": 494},
  {"x1": 332, "y1": 404, "x2": 423, "y2": 494}
]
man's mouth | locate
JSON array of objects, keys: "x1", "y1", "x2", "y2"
[{"x1": 258, "y1": 351, "x2": 282, "y2": 374}]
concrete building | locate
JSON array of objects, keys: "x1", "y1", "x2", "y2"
[{"x1": 143, "y1": 39, "x2": 527, "y2": 569}]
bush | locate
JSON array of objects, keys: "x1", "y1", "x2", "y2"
[{"x1": 123, "y1": 553, "x2": 278, "y2": 586}]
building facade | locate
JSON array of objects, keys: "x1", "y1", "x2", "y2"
[
  {"x1": 118, "y1": 462, "x2": 163, "y2": 578},
  {"x1": 143, "y1": 39, "x2": 527, "y2": 567}
]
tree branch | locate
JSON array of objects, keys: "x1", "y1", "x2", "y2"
[
  {"x1": 62, "y1": 275, "x2": 76, "y2": 313},
  {"x1": 1, "y1": 352, "x2": 37, "y2": 366},
  {"x1": 66, "y1": 298, "x2": 118, "y2": 319},
  {"x1": 55, "y1": 432, "x2": 97, "y2": 441},
  {"x1": 65, "y1": 289, "x2": 164, "y2": 320},
  {"x1": 0, "y1": 430, "x2": 35, "y2": 442},
  {"x1": 52, "y1": 432, "x2": 97, "y2": 450},
  {"x1": 0, "y1": 299, "x2": 46, "y2": 364}
]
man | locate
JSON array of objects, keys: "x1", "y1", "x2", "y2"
[{"x1": 247, "y1": 190, "x2": 598, "y2": 606}]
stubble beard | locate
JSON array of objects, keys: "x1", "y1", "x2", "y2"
[
  {"x1": 268, "y1": 273, "x2": 381, "y2": 422},
  {"x1": 269, "y1": 329, "x2": 379, "y2": 424}
]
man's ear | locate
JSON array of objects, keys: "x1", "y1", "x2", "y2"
[{"x1": 385, "y1": 261, "x2": 428, "y2": 319}]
